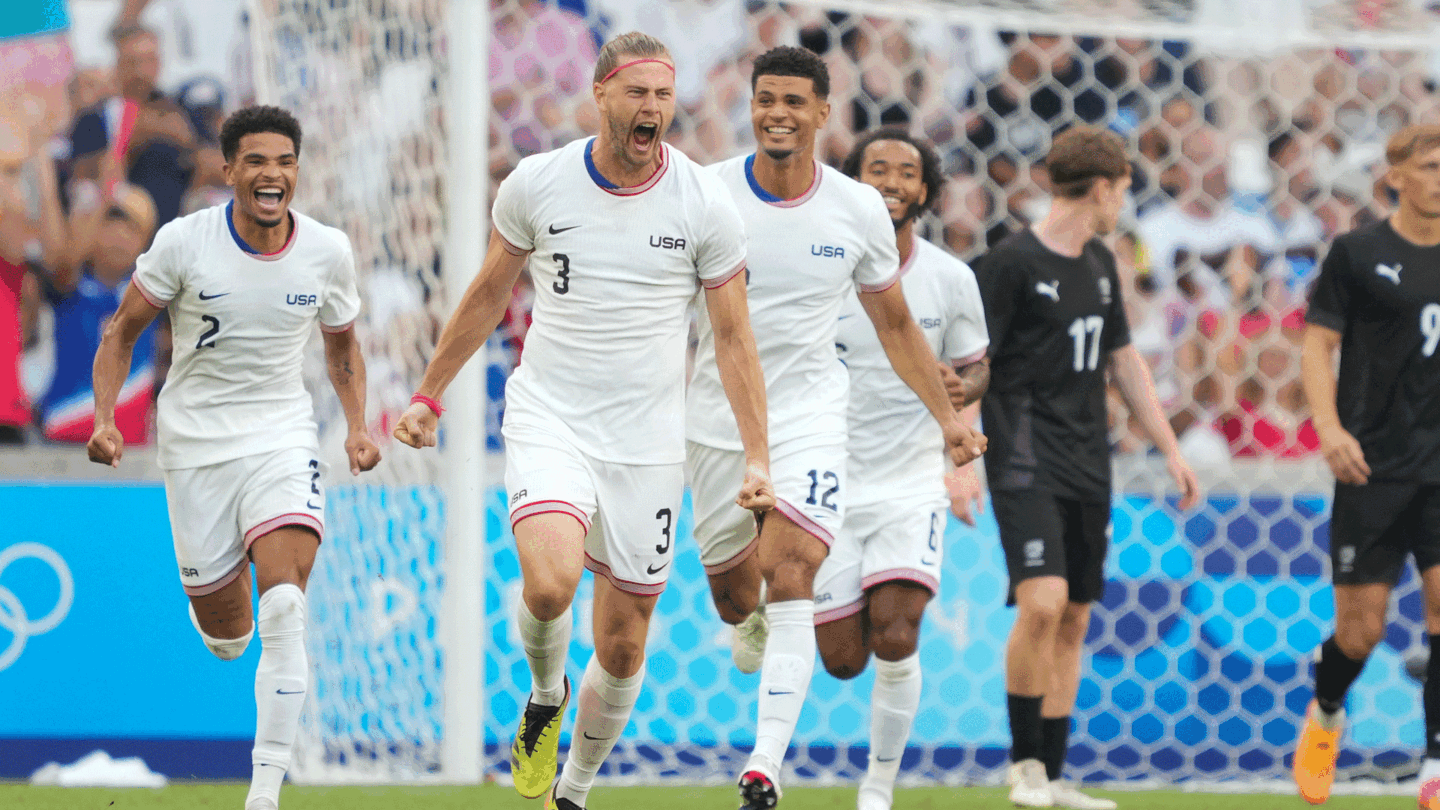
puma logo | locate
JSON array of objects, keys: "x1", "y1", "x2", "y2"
[
  {"x1": 1036, "y1": 280, "x2": 1060, "y2": 301},
  {"x1": 1376, "y1": 263, "x2": 1402, "y2": 284}
]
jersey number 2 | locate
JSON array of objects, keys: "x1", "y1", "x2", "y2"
[{"x1": 196, "y1": 315, "x2": 221, "y2": 349}]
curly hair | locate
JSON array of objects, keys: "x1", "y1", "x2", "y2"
[
  {"x1": 220, "y1": 105, "x2": 303, "y2": 162},
  {"x1": 751, "y1": 45, "x2": 829, "y2": 98},
  {"x1": 841, "y1": 128, "x2": 944, "y2": 216}
]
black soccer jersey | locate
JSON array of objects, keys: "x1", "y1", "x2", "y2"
[
  {"x1": 975, "y1": 228, "x2": 1131, "y2": 500},
  {"x1": 1306, "y1": 219, "x2": 1440, "y2": 483}
]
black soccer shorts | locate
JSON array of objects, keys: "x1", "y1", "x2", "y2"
[
  {"x1": 992, "y1": 488, "x2": 1111, "y2": 606},
  {"x1": 1330, "y1": 481, "x2": 1440, "y2": 586}
]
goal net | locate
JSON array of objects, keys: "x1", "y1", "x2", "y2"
[{"x1": 249, "y1": 0, "x2": 1440, "y2": 789}]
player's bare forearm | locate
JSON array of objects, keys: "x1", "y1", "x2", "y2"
[
  {"x1": 1110, "y1": 344, "x2": 1180, "y2": 458},
  {"x1": 417, "y1": 227, "x2": 528, "y2": 400},
  {"x1": 92, "y1": 284, "x2": 162, "y2": 427},
  {"x1": 1301, "y1": 324, "x2": 1343, "y2": 432},
  {"x1": 953, "y1": 356, "x2": 990, "y2": 406},
  {"x1": 859, "y1": 286, "x2": 957, "y2": 426},
  {"x1": 704, "y1": 275, "x2": 769, "y2": 468},
  {"x1": 323, "y1": 327, "x2": 368, "y2": 434}
]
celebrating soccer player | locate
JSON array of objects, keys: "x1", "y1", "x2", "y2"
[
  {"x1": 684, "y1": 47, "x2": 986, "y2": 810},
  {"x1": 975, "y1": 125, "x2": 1199, "y2": 809},
  {"x1": 806, "y1": 128, "x2": 990, "y2": 810},
  {"x1": 1292, "y1": 123, "x2": 1440, "y2": 807},
  {"x1": 391, "y1": 33, "x2": 773, "y2": 810},
  {"x1": 87, "y1": 105, "x2": 382, "y2": 810}
]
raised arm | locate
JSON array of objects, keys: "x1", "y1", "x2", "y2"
[
  {"x1": 393, "y1": 226, "x2": 530, "y2": 448},
  {"x1": 323, "y1": 326, "x2": 381, "y2": 474},
  {"x1": 1109, "y1": 343, "x2": 1200, "y2": 509},
  {"x1": 702, "y1": 272, "x2": 774, "y2": 512},
  {"x1": 859, "y1": 283, "x2": 985, "y2": 466},
  {"x1": 87, "y1": 283, "x2": 162, "y2": 466}
]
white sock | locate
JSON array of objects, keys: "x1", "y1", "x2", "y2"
[
  {"x1": 246, "y1": 584, "x2": 307, "y2": 809},
  {"x1": 859, "y1": 653, "x2": 922, "y2": 808},
  {"x1": 518, "y1": 600, "x2": 571, "y2": 706},
  {"x1": 746, "y1": 599, "x2": 817, "y2": 779},
  {"x1": 554, "y1": 657, "x2": 645, "y2": 807}
]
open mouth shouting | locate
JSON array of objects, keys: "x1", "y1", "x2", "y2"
[
  {"x1": 253, "y1": 185, "x2": 287, "y2": 220},
  {"x1": 632, "y1": 121, "x2": 660, "y2": 154}
]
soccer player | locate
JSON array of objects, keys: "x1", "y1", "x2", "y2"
[
  {"x1": 975, "y1": 126, "x2": 1199, "y2": 809},
  {"x1": 391, "y1": 33, "x2": 773, "y2": 810},
  {"x1": 1292, "y1": 123, "x2": 1440, "y2": 806},
  {"x1": 685, "y1": 47, "x2": 986, "y2": 810},
  {"x1": 86, "y1": 106, "x2": 382, "y2": 810},
  {"x1": 809, "y1": 128, "x2": 990, "y2": 810}
]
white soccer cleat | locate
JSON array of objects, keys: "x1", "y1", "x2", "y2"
[
  {"x1": 1050, "y1": 780, "x2": 1116, "y2": 810},
  {"x1": 244, "y1": 798, "x2": 279, "y2": 810},
  {"x1": 856, "y1": 775, "x2": 894, "y2": 810},
  {"x1": 731, "y1": 604, "x2": 768, "y2": 674},
  {"x1": 1007, "y1": 759, "x2": 1054, "y2": 807}
]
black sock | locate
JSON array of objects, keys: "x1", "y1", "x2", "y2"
[
  {"x1": 1314, "y1": 636, "x2": 1367, "y2": 716},
  {"x1": 1007, "y1": 693, "x2": 1044, "y2": 763},
  {"x1": 1041, "y1": 716, "x2": 1070, "y2": 781},
  {"x1": 1427, "y1": 635, "x2": 1440, "y2": 759}
]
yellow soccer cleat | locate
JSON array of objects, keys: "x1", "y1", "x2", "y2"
[
  {"x1": 511, "y1": 677, "x2": 570, "y2": 799},
  {"x1": 1293, "y1": 701, "x2": 1344, "y2": 805},
  {"x1": 545, "y1": 783, "x2": 585, "y2": 810}
]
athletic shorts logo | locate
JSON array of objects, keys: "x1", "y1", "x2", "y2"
[
  {"x1": 0, "y1": 543, "x2": 75, "y2": 671},
  {"x1": 1024, "y1": 539, "x2": 1045, "y2": 567},
  {"x1": 814, "y1": 592, "x2": 832, "y2": 604},
  {"x1": 646, "y1": 561, "x2": 670, "y2": 576},
  {"x1": 1098, "y1": 277, "x2": 1112, "y2": 305},
  {"x1": 1338, "y1": 545, "x2": 1356, "y2": 573}
]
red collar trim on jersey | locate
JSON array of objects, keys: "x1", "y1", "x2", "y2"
[
  {"x1": 585, "y1": 138, "x2": 668, "y2": 196},
  {"x1": 744, "y1": 154, "x2": 822, "y2": 208},
  {"x1": 226, "y1": 200, "x2": 299, "y2": 261},
  {"x1": 897, "y1": 241, "x2": 919, "y2": 277}
]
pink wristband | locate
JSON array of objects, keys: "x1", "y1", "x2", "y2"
[{"x1": 411, "y1": 394, "x2": 444, "y2": 417}]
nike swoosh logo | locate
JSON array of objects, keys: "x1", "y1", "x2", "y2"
[
  {"x1": 198, "y1": 291, "x2": 230, "y2": 300},
  {"x1": 920, "y1": 558, "x2": 936, "y2": 566},
  {"x1": 837, "y1": 314, "x2": 855, "y2": 320},
  {"x1": 876, "y1": 757, "x2": 898, "y2": 763},
  {"x1": 582, "y1": 732, "x2": 608, "y2": 740},
  {"x1": 276, "y1": 689, "x2": 305, "y2": 695},
  {"x1": 646, "y1": 562, "x2": 670, "y2": 575},
  {"x1": 767, "y1": 688, "x2": 793, "y2": 695},
  {"x1": 307, "y1": 500, "x2": 322, "y2": 510},
  {"x1": 548, "y1": 224, "x2": 579, "y2": 234}
]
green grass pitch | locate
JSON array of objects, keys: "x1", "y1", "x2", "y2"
[{"x1": 0, "y1": 784, "x2": 1418, "y2": 809}]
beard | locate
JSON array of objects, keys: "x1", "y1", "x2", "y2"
[
  {"x1": 761, "y1": 146, "x2": 795, "y2": 161},
  {"x1": 891, "y1": 201, "x2": 925, "y2": 231}
]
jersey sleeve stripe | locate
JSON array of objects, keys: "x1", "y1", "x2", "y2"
[
  {"x1": 243, "y1": 513, "x2": 324, "y2": 547},
  {"x1": 130, "y1": 275, "x2": 169, "y2": 308},
  {"x1": 498, "y1": 232, "x2": 529, "y2": 256},
  {"x1": 701, "y1": 260, "x2": 746, "y2": 289},
  {"x1": 772, "y1": 498, "x2": 834, "y2": 547},
  {"x1": 511, "y1": 499, "x2": 592, "y2": 534},
  {"x1": 814, "y1": 597, "x2": 866, "y2": 626},
  {"x1": 952, "y1": 346, "x2": 989, "y2": 366},
  {"x1": 584, "y1": 552, "x2": 667, "y2": 596},
  {"x1": 180, "y1": 557, "x2": 249, "y2": 596},
  {"x1": 320, "y1": 319, "x2": 356, "y2": 334},
  {"x1": 861, "y1": 567, "x2": 940, "y2": 596},
  {"x1": 703, "y1": 534, "x2": 759, "y2": 575},
  {"x1": 857, "y1": 272, "x2": 900, "y2": 294}
]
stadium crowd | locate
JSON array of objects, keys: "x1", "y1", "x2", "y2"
[{"x1": 3, "y1": 0, "x2": 1439, "y2": 464}]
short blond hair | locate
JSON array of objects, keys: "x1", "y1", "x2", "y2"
[
  {"x1": 593, "y1": 32, "x2": 671, "y2": 85},
  {"x1": 1387, "y1": 124, "x2": 1440, "y2": 166}
]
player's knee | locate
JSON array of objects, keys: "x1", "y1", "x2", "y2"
[
  {"x1": 523, "y1": 579, "x2": 579, "y2": 621},
  {"x1": 258, "y1": 583, "x2": 307, "y2": 638},
  {"x1": 820, "y1": 644, "x2": 870, "y2": 680},
  {"x1": 1335, "y1": 618, "x2": 1384, "y2": 659},
  {"x1": 870, "y1": 617, "x2": 921, "y2": 662},
  {"x1": 189, "y1": 603, "x2": 254, "y2": 661},
  {"x1": 714, "y1": 596, "x2": 752, "y2": 626}
]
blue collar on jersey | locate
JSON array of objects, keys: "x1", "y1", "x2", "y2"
[
  {"x1": 583, "y1": 138, "x2": 620, "y2": 190},
  {"x1": 743, "y1": 153, "x2": 784, "y2": 203},
  {"x1": 226, "y1": 199, "x2": 295, "y2": 255}
]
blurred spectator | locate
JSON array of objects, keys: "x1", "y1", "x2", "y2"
[
  {"x1": 490, "y1": 0, "x2": 599, "y2": 160},
  {"x1": 37, "y1": 183, "x2": 161, "y2": 444},
  {"x1": 1215, "y1": 313, "x2": 1318, "y2": 457}
]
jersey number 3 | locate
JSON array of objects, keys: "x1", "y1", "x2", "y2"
[{"x1": 553, "y1": 253, "x2": 571, "y2": 294}]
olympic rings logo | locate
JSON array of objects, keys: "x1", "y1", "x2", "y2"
[{"x1": 0, "y1": 543, "x2": 74, "y2": 671}]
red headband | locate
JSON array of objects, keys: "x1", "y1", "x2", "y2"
[{"x1": 599, "y1": 58, "x2": 675, "y2": 84}]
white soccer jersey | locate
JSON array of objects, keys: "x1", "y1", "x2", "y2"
[
  {"x1": 837, "y1": 237, "x2": 988, "y2": 497},
  {"x1": 687, "y1": 156, "x2": 900, "y2": 450},
  {"x1": 132, "y1": 202, "x2": 361, "y2": 470},
  {"x1": 492, "y1": 138, "x2": 747, "y2": 465}
]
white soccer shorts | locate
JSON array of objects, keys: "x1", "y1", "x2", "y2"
[
  {"x1": 813, "y1": 490, "x2": 946, "y2": 625},
  {"x1": 164, "y1": 445, "x2": 326, "y2": 596},
  {"x1": 686, "y1": 437, "x2": 847, "y2": 573},
  {"x1": 504, "y1": 422, "x2": 684, "y2": 597}
]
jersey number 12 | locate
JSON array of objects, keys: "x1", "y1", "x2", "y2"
[{"x1": 1067, "y1": 316, "x2": 1104, "y2": 371}]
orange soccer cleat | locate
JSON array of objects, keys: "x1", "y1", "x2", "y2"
[{"x1": 1293, "y1": 701, "x2": 1345, "y2": 805}]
